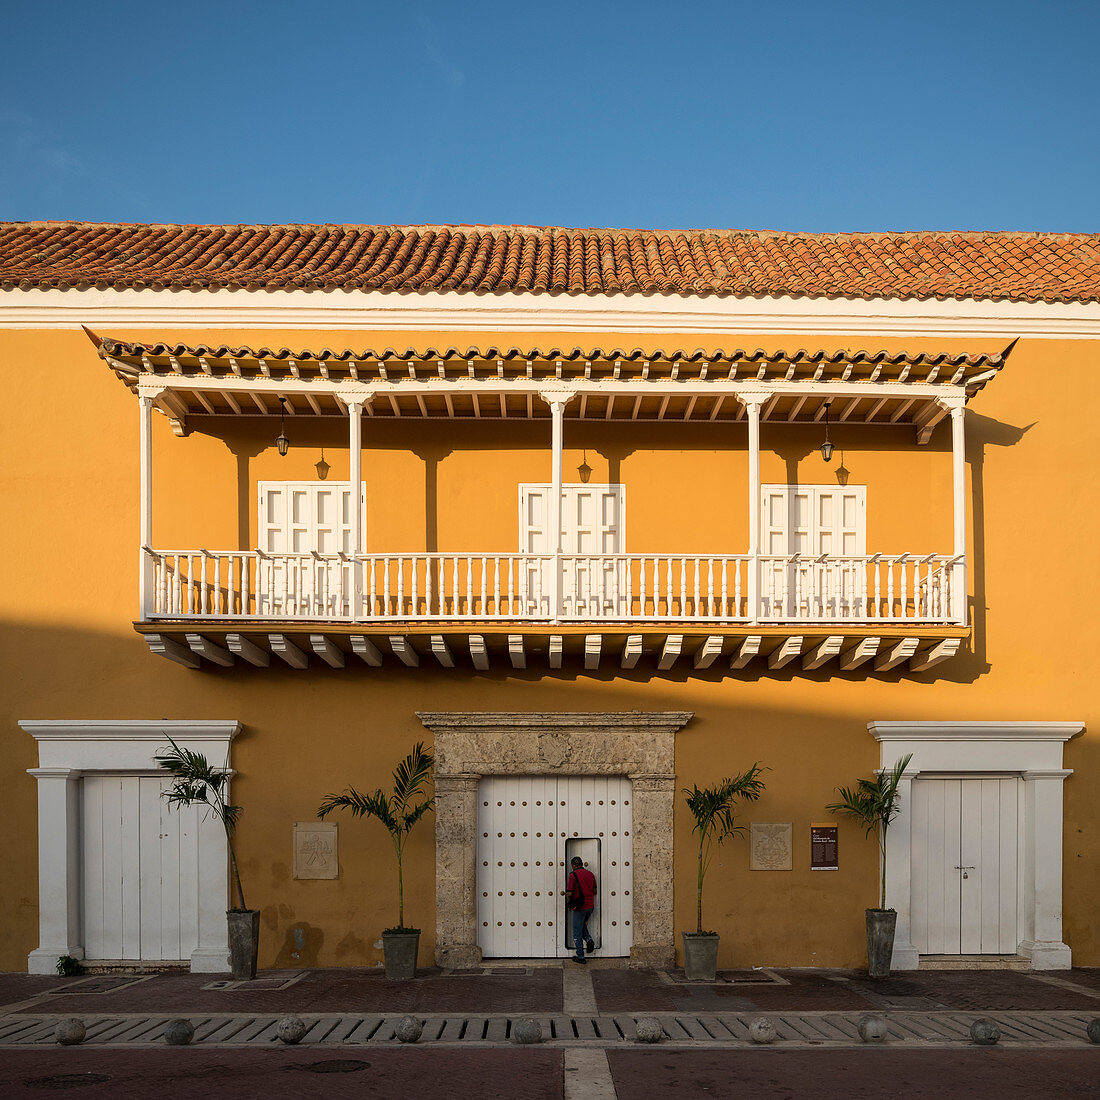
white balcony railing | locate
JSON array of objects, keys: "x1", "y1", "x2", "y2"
[{"x1": 143, "y1": 549, "x2": 964, "y2": 625}]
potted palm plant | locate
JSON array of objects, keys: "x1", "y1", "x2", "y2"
[
  {"x1": 156, "y1": 736, "x2": 256, "y2": 979},
  {"x1": 317, "y1": 741, "x2": 435, "y2": 980},
  {"x1": 826, "y1": 753, "x2": 913, "y2": 978},
  {"x1": 681, "y1": 764, "x2": 767, "y2": 980}
]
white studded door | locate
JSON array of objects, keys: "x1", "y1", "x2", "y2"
[
  {"x1": 910, "y1": 778, "x2": 1020, "y2": 955},
  {"x1": 477, "y1": 776, "x2": 634, "y2": 958},
  {"x1": 82, "y1": 776, "x2": 214, "y2": 962}
]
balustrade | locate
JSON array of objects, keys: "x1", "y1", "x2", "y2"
[{"x1": 143, "y1": 549, "x2": 963, "y2": 625}]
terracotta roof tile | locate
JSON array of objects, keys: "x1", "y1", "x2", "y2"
[{"x1": 2, "y1": 222, "x2": 1099, "y2": 303}]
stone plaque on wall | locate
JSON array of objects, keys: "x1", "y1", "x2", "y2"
[
  {"x1": 293, "y1": 822, "x2": 338, "y2": 880},
  {"x1": 750, "y1": 822, "x2": 793, "y2": 870}
]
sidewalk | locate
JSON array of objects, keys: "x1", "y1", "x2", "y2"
[{"x1": 3, "y1": 963, "x2": 1099, "y2": 1020}]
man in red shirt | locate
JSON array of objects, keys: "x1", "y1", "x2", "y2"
[{"x1": 567, "y1": 856, "x2": 597, "y2": 963}]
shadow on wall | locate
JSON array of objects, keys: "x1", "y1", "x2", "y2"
[{"x1": 6, "y1": 614, "x2": 1093, "y2": 969}]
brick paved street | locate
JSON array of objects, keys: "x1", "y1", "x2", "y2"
[
  {"x1": 0, "y1": 1048, "x2": 564, "y2": 1098},
  {"x1": 608, "y1": 1049, "x2": 1100, "y2": 1099}
]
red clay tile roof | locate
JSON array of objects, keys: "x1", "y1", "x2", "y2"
[{"x1": 2, "y1": 222, "x2": 1099, "y2": 304}]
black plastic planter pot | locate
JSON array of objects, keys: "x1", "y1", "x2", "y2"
[
  {"x1": 865, "y1": 909, "x2": 897, "y2": 979},
  {"x1": 227, "y1": 909, "x2": 260, "y2": 980},
  {"x1": 682, "y1": 932, "x2": 720, "y2": 981},
  {"x1": 383, "y1": 931, "x2": 420, "y2": 980}
]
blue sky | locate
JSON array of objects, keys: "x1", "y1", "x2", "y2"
[{"x1": 2, "y1": 0, "x2": 1097, "y2": 231}]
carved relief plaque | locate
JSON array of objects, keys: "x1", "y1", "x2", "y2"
[
  {"x1": 750, "y1": 822, "x2": 793, "y2": 870},
  {"x1": 293, "y1": 822, "x2": 338, "y2": 880}
]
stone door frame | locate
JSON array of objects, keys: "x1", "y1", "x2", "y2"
[{"x1": 416, "y1": 711, "x2": 692, "y2": 968}]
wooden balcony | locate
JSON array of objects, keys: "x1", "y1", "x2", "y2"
[{"x1": 138, "y1": 549, "x2": 967, "y2": 674}]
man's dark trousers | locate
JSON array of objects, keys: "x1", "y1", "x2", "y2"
[{"x1": 572, "y1": 907, "x2": 594, "y2": 960}]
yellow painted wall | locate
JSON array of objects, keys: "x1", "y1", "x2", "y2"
[{"x1": 0, "y1": 324, "x2": 1096, "y2": 973}]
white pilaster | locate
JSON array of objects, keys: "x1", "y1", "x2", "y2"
[
  {"x1": 26, "y1": 768, "x2": 83, "y2": 974},
  {"x1": 138, "y1": 393, "x2": 154, "y2": 618},
  {"x1": 948, "y1": 400, "x2": 967, "y2": 624},
  {"x1": 540, "y1": 392, "x2": 574, "y2": 621},
  {"x1": 348, "y1": 399, "x2": 364, "y2": 618},
  {"x1": 883, "y1": 770, "x2": 920, "y2": 970},
  {"x1": 740, "y1": 395, "x2": 765, "y2": 622},
  {"x1": 1019, "y1": 768, "x2": 1074, "y2": 968}
]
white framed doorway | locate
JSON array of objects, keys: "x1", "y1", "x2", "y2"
[
  {"x1": 868, "y1": 721, "x2": 1083, "y2": 970},
  {"x1": 21, "y1": 720, "x2": 240, "y2": 974}
]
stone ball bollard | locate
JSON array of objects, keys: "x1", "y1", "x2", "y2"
[
  {"x1": 395, "y1": 1016, "x2": 423, "y2": 1044},
  {"x1": 1087, "y1": 1019, "x2": 1100, "y2": 1044},
  {"x1": 164, "y1": 1019, "x2": 195, "y2": 1046},
  {"x1": 970, "y1": 1018, "x2": 1001, "y2": 1046},
  {"x1": 748, "y1": 1017, "x2": 777, "y2": 1044},
  {"x1": 511, "y1": 1018, "x2": 542, "y2": 1045},
  {"x1": 55, "y1": 1019, "x2": 86, "y2": 1046},
  {"x1": 857, "y1": 1014, "x2": 888, "y2": 1043},
  {"x1": 634, "y1": 1017, "x2": 664, "y2": 1044},
  {"x1": 276, "y1": 1016, "x2": 309, "y2": 1045}
]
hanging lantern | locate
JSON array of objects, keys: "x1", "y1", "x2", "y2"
[
  {"x1": 276, "y1": 397, "x2": 290, "y2": 456},
  {"x1": 578, "y1": 450, "x2": 592, "y2": 484},
  {"x1": 315, "y1": 447, "x2": 330, "y2": 480},
  {"x1": 820, "y1": 400, "x2": 834, "y2": 462}
]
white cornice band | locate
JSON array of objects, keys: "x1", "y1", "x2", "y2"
[
  {"x1": 3, "y1": 287, "x2": 1100, "y2": 339},
  {"x1": 868, "y1": 721, "x2": 1085, "y2": 742}
]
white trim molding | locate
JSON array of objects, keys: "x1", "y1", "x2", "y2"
[
  {"x1": 868, "y1": 720, "x2": 1084, "y2": 971},
  {"x1": 4, "y1": 286, "x2": 1100, "y2": 339},
  {"x1": 20, "y1": 719, "x2": 241, "y2": 975}
]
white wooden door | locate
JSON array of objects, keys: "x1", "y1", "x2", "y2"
[
  {"x1": 761, "y1": 485, "x2": 865, "y2": 618},
  {"x1": 257, "y1": 482, "x2": 365, "y2": 616},
  {"x1": 82, "y1": 776, "x2": 205, "y2": 962},
  {"x1": 519, "y1": 485, "x2": 624, "y2": 616},
  {"x1": 477, "y1": 776, "x2": 634, "y2": 958},
  {"x1": 910, "y1": 778, "x2": 1020, "y2": 955}
]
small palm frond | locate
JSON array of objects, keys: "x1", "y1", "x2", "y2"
[
  {"x1": 401, "y1": 797, "x2": 436, "y2": 833},
  {"x1": 155, "y1": 739, "x2": 227, "y2": 793},
  {"x1": 391, "y1": 742, "x2": 434, "y2": 811},
  {"x1": 317, "y1": 787, "x2": 399, "y2": 834},
  {"x1": 683, "y1": 762, "x2": 768, "y2": 842},
  {"x1": 827, "y1": 754, "x2": 914, "y2": 836},
  {"x1": 222, "y1": 802, "x2": 244, "y2": 836}
]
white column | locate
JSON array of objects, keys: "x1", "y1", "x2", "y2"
[
  {"x1": 884, "y1": 770, "x2": 921, "y2": 970},
  {"x1": 26, "y1": 768, "x2": 83, "y2": 973},
  {"x1": 139, "y1": 394, "x2": 154, "y2": 618},
  {"x1": 741, "y1": 396, "x2": 764, "y2": 622},
  {"x1": 1020, "y1": 769, "x2": 1073, "y2": 969},
  {"x1": 348, "y1": 399, "x2": 364, "y2": 619},
  {"x1": 949, "y1": 401, "x2": 967, "y2": 625},
  {"x1": 540, "y1": 392, "x2": 574, "y2": 621}
]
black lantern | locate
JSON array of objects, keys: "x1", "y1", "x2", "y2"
[
  {"x1": 820, "y1": 399, "x2": 834, "y2": 462},
  {"x1": 275, "y1": 397, "x2": 290, "y2": 456}
]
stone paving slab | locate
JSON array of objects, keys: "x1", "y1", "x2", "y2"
[{"x1": 2, "y1": 1010, "x2": 1095, "y2": 1048}]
